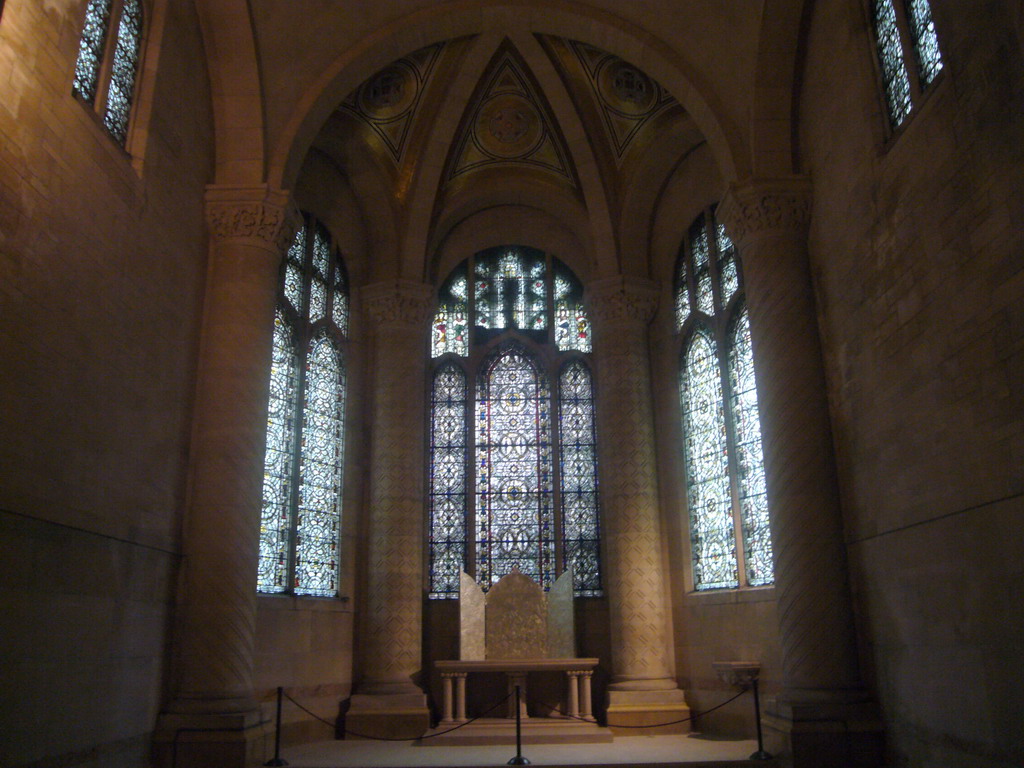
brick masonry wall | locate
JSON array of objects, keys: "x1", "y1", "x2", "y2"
[
  {"x1": 800, "y1": 1, "x2": 1024, "y2": 765},
  {"x1": 0, "y1": 2, "x2": 212, "y2": 765}
]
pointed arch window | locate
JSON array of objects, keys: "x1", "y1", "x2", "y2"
[
  {"x1": 428, "y1": 246, "x2": 599, "y2": 598},
  {"x1": 869, "y1": 0, "x2": 944, "y2": 129},
  {"x1": 73, "y1": 0, "x2": 145, "y2": 146},
  {"x1": 675, "y1": 208, "x2": 773, "y2": 590},
  {"x1": 258, "y1": 213, "x2": 350, "y2": 597}
]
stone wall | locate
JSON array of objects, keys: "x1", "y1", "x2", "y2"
[
  {"x1": 0, "y1": 2, "x2": 212, "y2": 765},
  {"x1": 799, "y1": 1, "x2": 1024, "y2": 765}
]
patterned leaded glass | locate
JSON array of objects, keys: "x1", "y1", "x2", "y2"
[
  {"x1": 906, "y1": 0, "x2": 943, "y2": 87},
  {"x1": 285, "y1": 227, "x2": 306, "y2": 315},
  {"x1": 715, "y1": 222, "x2": 739, "y2": 307},
  {"x1": 295, "y1": 334, "x2": 345, "y2": 596},
  {"x1": 691, "y1": 218, "x2": 714, "y2": 315},
  {"x1": 102, "y1": 0, "x2": 142, "y2": 145},
  {"x1": 873, "y1": 0, "x2": 913, "y2": 127},
  {"x1": 73, "y1": 0, "x2": 113, "y2": 104},
  {"x1": 728, "y1": 309, "x2": 773, "y2": 587},
  {"x1": 680, "y1": 329, "x2": 738, "y2": 590},
  {"x1": 558, "y1": 361, "x2": 601, "y2": 596},
  {"x1": 475, "y1": 343, "x2": 555, "y2": 591},
  {"x1": 332, "y1": 258, "x2": 350, "y2": 335},
  {"x1": 429, "y1": 364, "x2": 469, "y2": 598},
  {"x1": 674, "y1": 244, "x2": 691, "y2": 330},
  {"x1": 258, "y1": 311, "x2": 297, "y2": 593},
  {"x1": 475, "y1": 249, "x2": 547, "y2": 332},
  {"x1": 259, "y1": 212, "x2": 349, "y2": 597}
]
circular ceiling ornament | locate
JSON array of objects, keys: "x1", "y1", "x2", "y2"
[
  {"x1": 359, "y1": 63, "x2": 416, "y2": 119},
  {"x1": 476, "y1": 94, "x2": 543, "y2": 158},
  {"x1": 599, "y1": 59, "x2": 656, "y2": 116}
]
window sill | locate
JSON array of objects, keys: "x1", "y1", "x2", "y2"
[
  {"x1": 685, "y1": 585, "x2": 776, "y2": 605},
  {"x1": 256, "y1": 592, "x2": 352, "y2": 613}
]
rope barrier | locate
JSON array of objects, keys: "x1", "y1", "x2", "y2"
[
  {"x1": 282, "y1": 689, "x2": 515, "y2": 742},
  {"x1": 527, "y1": 686, "x2": 748, "y2": 729}
]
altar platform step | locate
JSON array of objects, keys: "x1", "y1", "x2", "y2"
[
  {"x1": 278, "y1": 732, "x2": 778, "y2": 767},
  {"x1": 420, "y1": 717, "x2": 614, "y2": 745}
]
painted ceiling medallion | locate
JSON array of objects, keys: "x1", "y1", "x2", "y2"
[
  {"x1": 566, "y1": 40, "x2": 676, "y2": 161},
  {"x1": 340, "y1": 43, "x2": 444, "y2": 163},
  {"x1": 446, "y1": 42, "x2": 577, "y2": 186}
]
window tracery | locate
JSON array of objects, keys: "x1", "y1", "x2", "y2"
[
  {"x1": 674, "y1": 208, "x2": 773, "y2": 590},
  {"x1": 428, "y1": 246, "x2": 599, "y2": 598},
  {"x1": 258, "y1": 213, "x2": 350, "y2": 596}
]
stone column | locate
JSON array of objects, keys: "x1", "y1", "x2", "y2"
[
  {"x1": 345, "y1": 280, "x2": 433, "y2": 739},
  {"x1": 588, "y1": 276, "x2": 689, "y2": 734},
  {"x1": 155, "y1": 186, "x2": 297, "y2": 767},
  {"x1": 718, "y1": 178, "x2": 882, "y2": 767}
]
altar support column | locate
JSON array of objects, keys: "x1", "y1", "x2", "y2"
[
  {"x1": 719, "y1": 179, "x2": 882, "y2": 767},
  {"x1": 588, "y1": 276, "x2": 690, "y2": 734},
  {"x1": 155, "y1": 186, "x2": 297, "y2": 768},
  {"x1": 345, "y1": 280, "x2": 433, "y2": 739}
]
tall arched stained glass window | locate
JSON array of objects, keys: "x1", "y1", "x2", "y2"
[
  {"x1": 427, "y1": 246, "x2": 599, "y2": 598},
  {"x1": 72, "y1": 0, "x2": 145, "y2": 147},
  {"x1": 258, "y1": 212, "x2": 350, "y2": 596},
  {"x1": 674, "y1": 208, "x2": 773, "y2": 590},
  {"x1": 869, "y1": 0, "x2": 944, "y2": 129}
]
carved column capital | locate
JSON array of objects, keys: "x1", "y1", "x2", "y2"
[
  {"x1": 204, "y1": 185, "x2": 300, "y2": 254},
  {"x1": 717, "y1": 177, "x2": 812, "y2": 248},
  {"x1": 586, "y1": 276, "x2": 659, "y2": 329},
  {"x1": 362, "y1": 280, "x2": 434, "y2": 331}
]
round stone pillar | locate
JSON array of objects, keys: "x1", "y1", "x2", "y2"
[
  {"x1": 588, "y1": 276, "x2": 689, "y2": 733},
  {"x1": 718, "y1": 178, "x2": 882, "y2": 766},
  {"x1": 345, "y1": 280, "x2": 433, "y2": 739},
  {"x1": 156, "y1": 186, "x2": 297, "y2": 767}
]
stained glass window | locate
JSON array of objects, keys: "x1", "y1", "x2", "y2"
[
  {"x1": 476, "y1": 343, "x2": 555, "y2": 591},
  {"x1": 72, "y1": 0, "x2": 145, "y2": 147},
  {"x1": 429, "y1": 364, "x2": 469, "y2": 598},
  {"x1": 906, "y1": 0, "x2": 943, "y2": 87},
  {"x1": 870, "y1": 0, "x2": 943, "y2": 129},
  {"x1": 73, "y1": 0, "x2": 113, "y2": 105},
  {"x1": 258, "y1": 212, "x2": 351, "y2": 597},
  {"x1": 428, "y1": 247, "x2": 600, "y2": 597},
  {"x1": 675, "y1": 208, "x2": 771, "y2": 590},
  {"x1": 558, "y1": 360, "x2": 601, "y2": 596}
]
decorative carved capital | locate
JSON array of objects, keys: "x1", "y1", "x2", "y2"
[
  {"x1": 362, "y1": 281, "x2": 435, "y2": 330},
  {"x1": 204, "y1": 185, "x2": 299, "y2": 254},
  {"x1": 717, "y1": 177, "x2": 812, "y2": 247},
  {"x1": 586, "y1": 276, "x2": 659, "y2": 328}
]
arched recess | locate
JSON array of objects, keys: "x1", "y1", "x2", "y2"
[
  {"x1": 194, "y1": 0, "x2": 265, "y2": 184},
  {"x1": 406, "y1": 30, "x2": 617, "y2": 281},
  {"x1": 751, "y1": 0, "x2": 812, "y2": 176},
  {"x1": 267, "y1": 0, "x2": 749, "y2": 224},
  {"x1": 431, "y1": 205, "x2": 591, "y2": 288}
]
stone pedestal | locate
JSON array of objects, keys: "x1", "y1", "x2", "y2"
[
  {"x1": 588, "y1": 276, "x2": 690, "y2": 735},
  {"x1": 719, "y1": 179, "x2": 883, "y2": 767},
  {"x1": 156, "y1": 186, "x2": 297, "y2": 767},
  {"x1": 346, "y1": 281, "x2": 434, "y2": 738}
]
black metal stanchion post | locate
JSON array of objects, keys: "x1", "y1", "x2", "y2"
[
  {"x1": 265, "y1": 686, "x2": 289, "y2": 766},
  {"x1": 749, "y1": 678, "x2": 772, "y2": 761},
  {"x1": 507, "y1": 684, "x2": 530, "y2": 765}
]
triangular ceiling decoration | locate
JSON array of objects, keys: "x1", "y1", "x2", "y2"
[
  {"x1": 445, "y1": 41, "x2": 578, "y2": 187},
  {"x1": 566, "y1": 40, "x2": 676, "y2": 162},
  {"x1": 339, "y1": 43, "x2": 445, "y2": 164}
]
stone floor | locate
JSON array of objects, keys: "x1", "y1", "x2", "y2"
[{"x1": 274, "y1": 732, "x2": 774, "y2": 767}]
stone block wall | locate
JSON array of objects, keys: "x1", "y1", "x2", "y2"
[
  {"x1": 799, "y1": 1, "x2": 1024, "y2": 765},
  {"x1": 0, "y1": 2, "x2": 212, "y2": 765}
]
